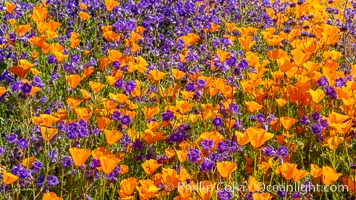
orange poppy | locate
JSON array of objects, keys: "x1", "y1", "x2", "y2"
[
  {"x1": 293, "y1": 169, "x2": 309, "y2": 182},
  {"x1": 245, "y1": 101, "x2": 263, "y2": 113},
  {"x1": 79, "y1": 11, "x2": 90, "y2": 20},
  {"x1": 178, "y1": 33, "x2": 200, "y2": 46},
  {"x1": 104, "y1": 0, "x2": 119, "y2": 12},
  {"x1": 108, "y1": 93, "x2": 128, "y2": 103},
  {"x1": 66, "y1": 98, "x2": 82, "y2": 110},
  {"x1": 311, "y1": 164, "x2": 322, "y2": 178},
  {"x1": 309, "y1": 89, "x2": 325, "y2": 104},
  {"x1": 142, "y1": 159, "x2": 162, "y2": 174},
  {"x1": 89, "y1": 81, "x2": 105, "y2": 93},
  {"x1": 328, "y1": 112, "x2": 350, "y2": 123},
  {"x1": 195, "y1": 180, "x2": 215, "y2": 200},
  {"x1": 291, "y1": 48, "x2": 308, "y2": 66},
  {"x1": 280, "y1": 117, "x2": 297, "y2": 131},
  {"x1": 103, "y1": 129, "x2": 122, "y2": 145},
  {"x1": 248, "y1": 176, "x2": 262, "y2": 192},
  {"x1": 42, "y1": 192, "x2": 63, "y2": 200},
  {"x1": 267, "y1": 48, "x2": 288, "y2": 60},
  {"x1": 16, "y1": 24, "x2": 32, "y2": 36},
  {"x1": 29, "y1": 35, "x2": 47, "y2": 48},
  {"x1": 79, "y1": 3, "x2": 87, "y2": 10},
  {"x1": 278, "y1": 162, "x2": 297, "y2": 180},
  {"x1": 217, "y1": 161, "x2": 237, "y2": 178},
  {"x1": 275, "y1": 98, "x2": 287, "y2": 107},
  {"x1": 165, "y1": 148, "x2": 175, "y2": 159},
  {"x1": 246, "y1": 127, "x2": 274, "y2": 148},
  {"x1": 105, "y1": 76, "x2": 117, "y2": 86},
  {"x1": 70, "y1": 32, "x2": 81, "y2": 49},
  {"x1": 39, "y1": 114, "x2": 59, "y2": 127},
  {"x1": 32, "y1": 6, "x2": 48, "y2": 22},
  {"x1": 128, "y1": 31, "x2": 141, "y2": 43},
  {"x1": 45, "y1": 30, "x2": 58, "y2": 40},
  {"x1": 100, "y1": 154, "x2": 120, "y2": 174},
  {"x1": 6, "y1": 2, "x2": 16, "y2": 13},
  {"x1": 130, "y1": 42, "x2": 140, "y2": 53},
  {"x1": 52, "y1": 51, "x2": 68, "y2": 62},
  {"x1": 108, "y1": 49, "x2": 122, "y2": 62},
  {"x1": 103, "y1": 31, "x2": 121, "y2": 42},
  {"x1": 238, "y1": 36, "x2": 256, "y2": 51},
  {"x1": 102, "y1": 99, "x2": 117, "y2": 110},
  {"x1": 172, "y1": 69, "x2": 185, "y2": 80},
  {"x1": 136, "y1": 180, "x2": 160, "y2": 199},
  {"x1": 66, "y1": 74, "x2": 82, "y2": 89},
  {"x1": 21, "y1": 157, "x2": 36, "y2": 169},
  {"x1": 252, "y1": 193, "x2": 273, "y2": 200},
  {"x1": 325, "y1": 136, "x2": 344, "y2": 150},
  {"x1": 177, "y1": 150, "x2": 187, "y2": 163},
  {"x1": 143, "y1": 106, "x2": 160, "y2": 119},
  {"x1": 225, "y1": 22, "x2": 237, "y2": 33},
  {"x1": 120, "y1": 165, "x2": 129, "y2": 174},
  {"x1": 322, "y1": 166, "x2": 342, "y2": 185},
  {"x1": 149, "y1": 70, "x2": 166, "y2": 82},
  {"x1": 3, "y1": 172, "x2": 19, "y2": 185},
  {"x1": 236, "y1": 131, "x2": 250, "y2": 146},
  {"x1": 136, "y1": 26, "x2": 146, "y2": 35},
  {"x1": 97, "y1": 117, "x2": 112, "y2": 130},
  {"x1": 40, "y1": 126, "x2": 58, "y2": 141},
  {"x1": 176, "y1": 100, "x2": 194, "y2": 114},
  {"x1": 74, "y1": 107, "x2": 92, "y2": 121},
  {"x1": 118, "y1": 178, "x2": 138, "y2": 198},
  {"x1": 53, "y1": 109, "x2": 67, "y2": 121},
  {"x1": 80, "y1": 89, "x2": 91, "y2": 100},
  {"x1": 69, "y1": 147, "x2": 91, "y2": 167},
  {"x1": 7, "y1": 19, "x2": 16, "y2": 27},
  {"x1": 142, "y1": 130, "x2": 166, "y2": 144},
  {"x1": 216, "y1": 49, "x2": 230, "y2": 62},
  {"x1": 161, "y1": 168, "x2": 180, "y2": 191},
  {"x1": 10, "y1": 59, "x2": 34, "y2": 78},
  {"x1": 137, "y1": 56, "x2": 149, "y2": 73},
  {"x1": 181, "y1": 91, "x2": 195, "y2": 100},
  {"x1": 276, "y1": 57, "x2": 296, "y2": 73},
  {"x1": 91, "y1": 147, "x2": 109, "y2": 160},
  {"x1": 30, "y1": 86, "x2": 41, "y2": 96},
  {"x1": 0, "y1": 87, "x2": 7, "y2": 97}
]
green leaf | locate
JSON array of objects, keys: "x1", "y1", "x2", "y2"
[{"x1": 0, "y1": 62, "x2": 7, "y2": 73}]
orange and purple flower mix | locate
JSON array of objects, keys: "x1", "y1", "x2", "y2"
[{"x1": 0, "y1": 0, "x2": 356, "y2": 199}]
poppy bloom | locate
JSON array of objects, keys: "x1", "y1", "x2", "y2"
[
  {"x1": 5, "y1": 2, "x2": 16, "y2": 13},
  {"x1": 100, "y1": 154, "x2": 120, "y2": 174},
  {"x1": 42, "y1": 192, "x2": 63, "y2": 200},
  {"x1": 246, "y1": 127, "x2": 274, "y2": 148},
  {"x1": 142, "y1": 159, "x2": 162, "y2": 174},
  {"x1": 103, "y1": 129, "x2": 122, "y2": 145},
  {"x1": 69, "y1": 148, "x2": 91, "y2": 167},
  {"x1": 322, "y1": 166, "x2": 342, "y2": 185},
  {"x1": 280, "y1": 117, "x2": 297, "y2": 131},
  {"x1": 3, "y1": 171, "x2": 19, "y2": 185},
  {"x1": 66, "y1": 74, "x2": 82, "y2": 89},
  {"x1": 40, "y1": 127, "x2": 58, "y2": 141},
  {"x1": 217, "y1": 161, "x2": 237, "y2": 178},
  {"x1": 117, "y1": 178, "x2": 137, "y2": 198},
  {"x1": 104, "y1": 0, "x2": 119, "y2": 12},
  {"x1": 10, "y1": 60, "x2": 34, "y2": 78}
]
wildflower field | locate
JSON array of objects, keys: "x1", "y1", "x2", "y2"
[{"x1": 0, "y1": 0, "x2": 356, "y2": 199}]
